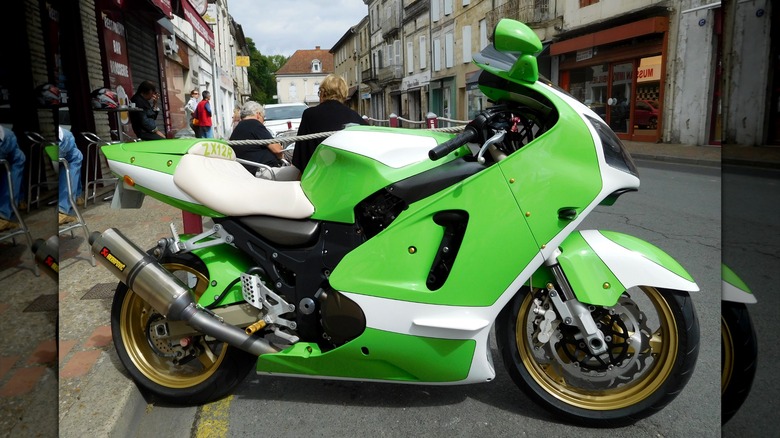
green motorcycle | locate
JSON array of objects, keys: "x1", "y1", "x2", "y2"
[{"x1": 90, "y1": 19, "x2": 700, "y2": 426}]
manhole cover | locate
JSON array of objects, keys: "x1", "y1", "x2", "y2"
[
  {"x1": 82, "y1": 282, "x2": 117, "y2": 300},
  {"x1": 23, "y1": 294, "x2": 58, "y2": 312}
]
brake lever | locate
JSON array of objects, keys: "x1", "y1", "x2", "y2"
[{"x1": 477, "y1": 130, "x2": 507, "y2": 164}]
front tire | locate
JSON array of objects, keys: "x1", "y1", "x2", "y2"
[
  {"x1": 110, "y1": 253, "x2": 256, "y2": 405},
  {"x1": 497, "y1": 286, "x2": 699, "y2": 426},
  {"x1": 721, "y1": 302, "x2": 757, "y2": 424}
]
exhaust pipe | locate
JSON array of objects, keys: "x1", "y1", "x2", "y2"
[{"x1": 90, "y1": 228, "x2": 279, "y2": 356}]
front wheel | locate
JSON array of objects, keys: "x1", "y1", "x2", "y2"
[
  {"x1": 721, "y1": 302, "x2": 757, "y2": 424},
  {"x1": 111, "y1": 253, "x2": 256, "y2": 405},
  {"x1": 496, "y1": 286, "x2": 699, "y2": 426}
]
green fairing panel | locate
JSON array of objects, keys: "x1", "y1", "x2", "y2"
[
  {"x1": 722, "y1": 264, "x2": 751, "y2": 293},
  {"x1": 601, "y1": 231, "x2": 695, "y2": 282},
  {"x1": 555, "y1": 232, "x2": 625, "y2": 306},
  {"x1": 257, "y1": 328, "x2": 475, "y2": 382},
  {"x1": 185, "y1": 239, "x2": 252, "y2": 307},
  {"x1": 497, "y1": 88, "x2": 602, "y2": 247},
  {"x1": 101, "y1": 138, "x2": 229, "y2": 175},
  {"x1": 329, "y1": 167, "x2": 540, "y2": 307},
  {"x1": 302, "y1": 126, "x2": 466, "y2": 223}
]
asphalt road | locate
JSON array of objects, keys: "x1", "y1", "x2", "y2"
[
  {"x1": 130, "y1": 160, "x2": 722, "y2": 437},
  {"x1": 721, "y1": 165, "x2": 780, "y2": 436}
]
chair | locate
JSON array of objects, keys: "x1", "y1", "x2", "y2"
[
  {"x1": 0, "y1": 158, "x2": 40, "y2": 276},
  {"x1": 81, "y1": 132, "x2": 119, "y2": 206},
  {"x1": 48, "y1": 145, "x2": 95, "y2": 267},
  {"x1": 24, "y1": 132, "x2": 58, "y2": 212}
]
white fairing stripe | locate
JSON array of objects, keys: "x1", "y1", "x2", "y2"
[
  {"x1": 580, "y1": 230, "x2": 699, "y2": 292},
  {"x1": 108, "y1": 160, "x2": 199, "y2": 204},
  {"x1": 322, "y1": 130, "x2": 439, "y2": 168},
  {"x1": 722, "y1": 280, "x2": 757, "y2": 303},
  {"x1": 339, "y1": 252, "x2": 546, "y2": 384}
]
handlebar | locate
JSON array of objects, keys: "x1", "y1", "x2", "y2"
[{"x1": 428, "y1": 126, "x2": 478, "y2": 161}]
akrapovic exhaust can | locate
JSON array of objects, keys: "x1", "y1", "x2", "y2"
[{"x1": 89, "y1": 228, "x2": 195, "y2": 320}]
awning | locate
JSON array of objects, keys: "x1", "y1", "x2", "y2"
[
  {"x1": 180, "y1": 0, "x2": 214, "y2": 48},
  {"x1": 149, "y1": 0, "x2": 173, "y2": 18},
  {"x1": 347, "y1": 86, "x2": 358, "y2": 99}
]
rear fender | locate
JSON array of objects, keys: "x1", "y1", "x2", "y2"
[
  {"x1": 530, "y1": 230, "x2": 698, "y2": 306},
  {"x1": 184, "y1": 239, "x2": 253, "y2": 307}
]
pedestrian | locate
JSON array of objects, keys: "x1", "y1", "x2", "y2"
[
  {"x1": 0, "y1": 125, "x2": 26, "y2": 232},
  {"x1": 57, "y1": 126, "x2": 83, "y2": 225},
  {"x1": 129, "y1": 80, "x2": 166, "y2": 140},
  {"x1": 229, "y1": 101, "x2": 283, "y2": 171},
  {"x1": 194, "y1": 90, "x2": 214, "y2": 138},
  {"x1": 185, "y1": 89, "x2": 201, "y2": 138},
  {"x1": 291, "y1": 74, "x2": 366, "y2": 178}
]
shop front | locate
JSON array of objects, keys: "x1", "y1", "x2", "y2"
[{"x1": 552, "y1": 16, "x2": 668, "y2": 143}]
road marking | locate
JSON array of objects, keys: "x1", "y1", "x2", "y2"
[{"x1": 194, "y1": 395, "x2": 233, "y2": 438}]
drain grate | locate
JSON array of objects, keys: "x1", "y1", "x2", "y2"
[
  {"x1": 23, "y1": 294, "x2": 58, "y2": 312},
  {"x1": 82, "y1": 282, "x2": 118, "y2": 300}
]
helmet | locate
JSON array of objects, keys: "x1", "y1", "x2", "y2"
[
  {"x1": 36, "y1": 83, "x2": 61, "y2": 108},
  {"x1": 91, "y1": 88, "x2": 119, "y2": 109}
]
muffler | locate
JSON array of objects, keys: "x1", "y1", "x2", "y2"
[{"x1": 90, "y1": 228, "x2": 279, "y2": 356}]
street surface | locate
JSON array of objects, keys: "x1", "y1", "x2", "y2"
[
  {"x1": 722, "y1": 165, "x2": 780, "y2": 436},
  {"x1": 123, "y1": 160, "x2": 722, "y2": 437}
]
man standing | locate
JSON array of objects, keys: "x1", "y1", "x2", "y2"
[
  {"x1": 194, "y1": 90, "x2": 213, "y2": 138},
  {"x1": 185, "y1": 89, "x2": 201, "y2": 138}
]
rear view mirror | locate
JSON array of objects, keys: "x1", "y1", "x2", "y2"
[{"x1": 493, "y1": 19, "x2": 543, "y2": 83}]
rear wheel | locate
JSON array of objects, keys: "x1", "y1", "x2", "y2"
[
  {"x1": 111, "y1": 253, "x2": 255, "y2": 405},
  {"x1": 497, "y1": 286, "x2": 699, "y2": 426},
  {"x1": 721, "y1": 302, "x2": 757, "y2": 424}
]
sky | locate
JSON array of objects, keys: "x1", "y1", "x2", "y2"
[{"x1": 227, "y1": 0, "x2": 369, "y2": 57}]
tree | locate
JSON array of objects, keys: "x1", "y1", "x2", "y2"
[{"x1": 245, "y1": 38, "x2": 288, "y2": 104}]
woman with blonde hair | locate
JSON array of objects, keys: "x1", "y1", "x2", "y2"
[{"x1": 291, "y1": 74, "x2": 366, "y2": 176}]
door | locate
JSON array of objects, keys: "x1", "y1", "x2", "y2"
[{"x1": 608, "y1": 62, "x2": 633, "y2": 134}]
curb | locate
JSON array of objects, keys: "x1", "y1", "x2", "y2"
[{"x1": 631, "y1": 153, "x2": 721, "y2": 168}]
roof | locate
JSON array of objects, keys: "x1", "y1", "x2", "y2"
[{"x1": 276, "y1": 47, "x2": 334, "y2": 76}]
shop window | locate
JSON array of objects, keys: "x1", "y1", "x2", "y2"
[{"x1": 579, "y1": 0, "x2": 599, "y2": 7}]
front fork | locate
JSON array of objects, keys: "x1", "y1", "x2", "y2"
[{"x1": 542, "y1": 249, "x2": 608, "y2": 356}]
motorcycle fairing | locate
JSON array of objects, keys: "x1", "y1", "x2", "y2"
[
  {"x1": 560, "y1": 230, "x2": 698, "y2": 300},
  {"x1": 722, "y1": 264, "x2": 757, "y2": 304}
]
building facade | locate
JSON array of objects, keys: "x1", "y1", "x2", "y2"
[{"x1": 275, "y1": 47, "x2": 334, "y2": 106}]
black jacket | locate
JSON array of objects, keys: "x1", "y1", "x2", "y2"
[
  {"x1": 292, "y1": 100, "x2": 366, "y2": 172},
  {"x1": 229, "y1": 119, "x2": 281, "y2": 168}
]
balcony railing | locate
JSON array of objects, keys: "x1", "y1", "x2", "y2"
[
  {"x1": 378, "y1": 64, "x2": 403, "y2": 83},
  {"x1": 486, "y1": 0, "x2": 551, "y2": 33}
]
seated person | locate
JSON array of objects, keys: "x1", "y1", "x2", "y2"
[
  {"x1": 0, "y1": 125, "x2": 26, "y2": 231},
  {"x1": 229, "y1": 101, "x2": 284, "y2": 171},
  {"x1": 58, "y1": 127, "x2": 83, "y2": 225}
]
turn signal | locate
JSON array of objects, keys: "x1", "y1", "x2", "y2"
[{"x1": 123, "y1": 175, "x2": 135, "y2": 187}]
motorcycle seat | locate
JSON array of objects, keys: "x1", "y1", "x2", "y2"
[{"x1": 173, "y1": 143, "x2": 315, "y2": 219}]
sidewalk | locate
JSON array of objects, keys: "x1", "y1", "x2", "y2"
[{"x1": 2, "y1": 139, "x2": 778, "y2": 437}]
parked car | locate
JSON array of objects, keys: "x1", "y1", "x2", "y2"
[
  {"x1": 263, "y1": 103, "x2": 308, "y2": 136},
  {"x1": 634, "y1": 99, "x2": 659, "y2": 129}
]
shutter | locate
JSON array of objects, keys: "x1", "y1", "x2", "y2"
[
  {"x1": 407, "y1": 41, "x2": 414, "y2": 74},
  {"x1": 462, "y1": 26, "x2": 472, "y2": 63},
  {"x1": 420, "y1": 36, "x2": 427, "y2": 69},
  {"x1": 125, "y1": 17, "x2": 163, "y2": 133},
  {"x1": 432, "y1": 0, "x2": 440, "y2": 22},
  {"x1": 445, "y1": 33, "x2": 454, "y2": 68},
  {"x1": 433, "y1": 38, "x2": 441, "y2": 71}
]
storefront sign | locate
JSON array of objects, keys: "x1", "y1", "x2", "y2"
[
  {"x1": 149, "y1": 0, "x2": 172, "y2": 18},
  {"x1": 401, "y1": 71, "x2": 430, "y2": 91},
  {"x1": 236, "y1": 56, "x2": 250, "y2": 67},
  {"x1": 637, "y1": 64, "x2": 661, "y2": 82},
  {"x1": 182, "y1": 0, "x2": 215, "y2": 47},
  {"x1": 576, "y1": 48, "x2": 593, "y2": 62}
]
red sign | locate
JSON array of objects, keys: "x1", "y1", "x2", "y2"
[
  {"x1": 150, "y1": 0, "x2": 173, "y2": 18},
  {"x1": 182, "y1": 0, "x2": 214, "y2": 48},
  {"x1": 100, "y1": 10, "x2": 134, "y2": 123}
]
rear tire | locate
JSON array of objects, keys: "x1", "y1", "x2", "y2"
[
  {"x1": 721, "y1": 302, "x2": 757, "y2": 424},
  {"x1": 497, "y1": 286, "x2": 699, "y2": 426},
  {"x1": 110, "y1": 253, "x2": 256, "y2": 405}
]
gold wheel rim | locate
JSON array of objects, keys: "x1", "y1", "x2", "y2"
[
  {"x1": 516, "y1": 286, "x2": 678, "y2": 410},
  {"x1": 120, "y1": 262, "x2": 228, "y2": 388},
  {"x1": 721, "y1": 316, "x2": 734, "y2": 394}
]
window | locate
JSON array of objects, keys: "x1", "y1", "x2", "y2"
[
  {"x1": 445, "y1": 33, "x2": 454, "y2": 68},
  {"x1": 312, "y1": 59, "x2": 321, "y2": 73},
  {"x1": 444, "y1": 0, "x2": 453, "y2": 16},
  {"x1": 407, "y1": 41, "x2": 414, "y2": 73},
  {"x1": 433, "y1": 38, "x2": 441, "y2": 71},
  {"x1": 419, "y1": 35, "x2": 427, "y2": 69},
  {"x1": 462, "y1": 26, "x2": 472, "y2": 63},
  {"x1": 479, "y1": 19, "x2": 488, "y2": 50}
]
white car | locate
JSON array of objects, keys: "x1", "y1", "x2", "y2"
[{"x1": 263, "y1": 103, "x2": 308, "y2": 137}]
